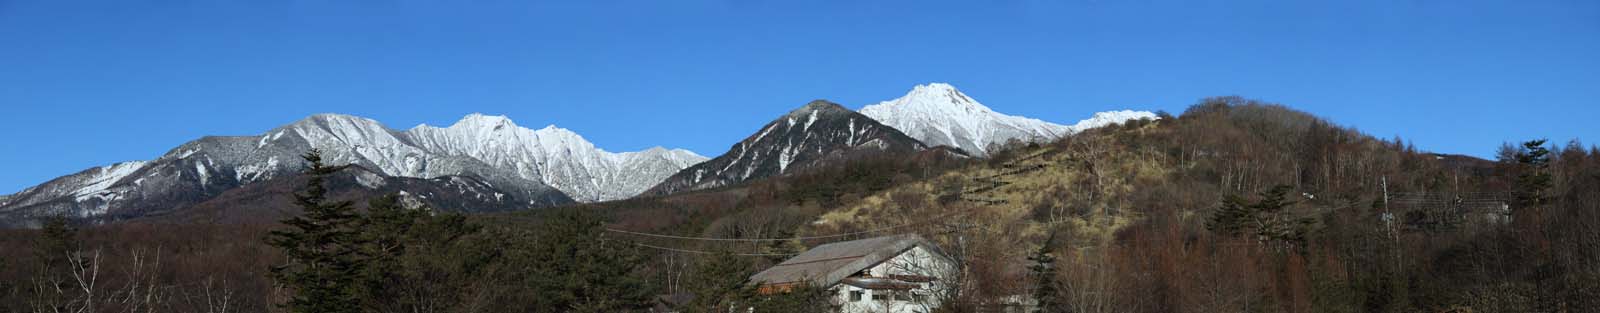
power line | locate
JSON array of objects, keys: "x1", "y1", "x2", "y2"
[
  {"x1": 603, "y1": 208, "x2": 973, "y2": 242},
  {"x1": 606, "y1": 223, "x2": 908, "y2": 242},
  {"x1": 629, "y1": 242, "x2": 801, "y2": 256},
  {"x1": 485, "y1": 214, "x2": 805, "y2": 256},
  {"x1": 605, "y1": 207, "x2": 985, "y2": 257}
]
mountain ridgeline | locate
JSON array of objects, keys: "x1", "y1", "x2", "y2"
[
  {"x1": 0, "y1": 114, "x2": 706, "y2": 227},
  {"x1": 0, "y1": 83, "x2": 1155, "y2": 227},
  {"x1": 644, "y1": 100, "x2": 936, "y2": 196},
  {"x1": 860, "y1": 83, "x2": 1156, "y2": 157}
]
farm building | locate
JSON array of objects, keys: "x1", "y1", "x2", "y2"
[{"x1": 749, "y1": 234, "x2": 956, "y2": 313}]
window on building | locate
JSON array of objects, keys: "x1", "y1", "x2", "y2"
[
  {"x1": 894, "y1": 290, "x2": 910, "y2": 301},
  {"x1": 912, "y1": 292, "x2": 929, "y2": 302},
  {"x1": 871, "y1": 291, "x2": 888, "y2": 301},
  {"x1": 850, "y1": 290, "x2": 863, "y2": 302}
]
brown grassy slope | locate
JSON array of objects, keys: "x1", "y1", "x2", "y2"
[{"x1": 790, "y1": 97, "x2": 1509, "y2": 308}]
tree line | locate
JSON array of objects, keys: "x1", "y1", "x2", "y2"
[{"x1": 1006, "y1": 99, "x2": 1600, "y2": 313}]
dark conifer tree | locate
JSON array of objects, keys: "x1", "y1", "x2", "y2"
[
  {"x1": 684, "y1": 252, "x2": 757, "y2": 312},
  {"x1": 1206, "y1": 185, "x2": 1309, "y2": 249},
  {"x1": 33, "y1": 216, "x2": 77, "y2": 272},
  {"x1": 1510, "y1": 139, "x2": 1567, "y2": 312},
  {"x1": 354, "y1": 194, "x2": 418, "y2": 311},
  {"x1": 515, "y1": 207, "x2": 652, "y2": 312},
  {"x1": 28, "y1": 216, "x2": 78, "y2": 312},
  {"x1": 265, "y1": 150, "x2": 366, "y2": 313},
  {"x1": 356, "y1": 194, "x2": 487, "y2": 312},
  {"x1": 1027, "y1": 231, "x2": 1063, "y2": 313},
  {"x1": 749, "y1": 283, "x2": 837, "y2": 313},
  {"x1": 0, "y1": 256, "x2": 8, "y2": 313},
  {"x1": 361, "y1": 195, "x2": 421, "y2": 260},
  {"x1": 1514, "y1": 139, "x2": 1553, "y2": 218},
  {"x1": 1206, "y1": 195, "x2": 1252, "y2": 237}
]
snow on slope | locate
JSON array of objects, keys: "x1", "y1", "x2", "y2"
[
  {"x1": 1067, "y1": 110, "x2": 1159, "y2": 132},
  {"x1": 860, "y1": 83, "x2": 1156, "y2": 156},
  {"x1": 277, "y1": 113, "x2": 708, "y2": 202},
  {"x1": 1, "y1": 113, "x2": 707, "y2": 224},
  {"x1": 72, "y1": 161, "x2": 148, "y2": 203},
  {"x1": 405, "y1": 114, "x2": 709, "y2": 202},
  {"x1": 860, "y1": 83, "x2": 1070, "y2": 156},
  {"x1": 647, "y1": 100, "x2": 930, "y2": 195}
]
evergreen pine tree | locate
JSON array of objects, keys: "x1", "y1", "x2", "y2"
[
  {"x1": 0, "y1": 256, "x2": 8, "y2": 313},
  {"x1": 265, "y1": 150, "x2": 367, "y2": 313},
  {"x1": 1206, "y1": 185, "x2": 1309, "y2": 249},
  {"x1": 516, "y1": 207, "x2": 652, "y2": 312},
  {"x1": 1250, "y1": 185, "x2": 1306, "y2": 247},
  {"x1": 28, "y1": 216, "x2": 78, "y2": 312},
  {"x1": 34, "y1": 216, "x2": 77, "y2": 272},
  {"x1": 749, "y1": 283, "x2": 838, "y2": 313},
  {"x1": 684, "y1": 252, "x2": 757, "y2": 312},
  {"x1": 1206, "y1": 195, "x2": 1252, "y2": 237},
  {"x1": 1511, "y1": 139, "x2": 1565, "y2": 312},
  {"x1": 1027, "y1": 231, "x2": 1062, "y2": 313},
  {"x1": 356, "y1": 194, "x2": 486, "y2": 313},
  {"x1": 1514, "y1": 139, "x2": 1553, "y2": 217},
  {"x1": 357, "y1": 194, "x2": 424, "y2": 288},
  {"x1": 353, "y1": 194, "x2": 418, "y2": 311}
]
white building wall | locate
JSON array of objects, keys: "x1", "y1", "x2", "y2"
[{"x1": 832, "y1": 246, "x2": 955, "y2": 313}]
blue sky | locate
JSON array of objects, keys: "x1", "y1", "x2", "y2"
[{"x1": 1, "y1": 0, "x2": 1596, "y2": 193}]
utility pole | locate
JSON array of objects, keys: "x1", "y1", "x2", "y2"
[
  {"x1": 1381, "y1": 177, "x2": 1403, "y2": 278},
  {"x1": 1381, "y1": 177, "x2": 1394, "y2": 238}
]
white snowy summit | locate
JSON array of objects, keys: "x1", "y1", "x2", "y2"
[
  {"x1": 236, "y1": 113, "x2": 706, "y2": 203},
  {"x1": 1066, "y1": 110, "x2": 1160, "y2": 132},
  {"x1": 0, "y1": 113, "x2": 707, "y2": 226},
  {"x1": 405, "y1": 114, "x2": 707, "y2": 202},
  {"x1": 267, "y1": 113, "x2": 707, "y2": 203},
  {"x1": 860, "y1": 83, "x2": 1156, "y2": 156},
  {"x1": 860, "y1": 83, "x2": 1069, "y2": 156}
]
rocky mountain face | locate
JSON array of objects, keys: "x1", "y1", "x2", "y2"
[
  {"x1": 646, "y1": 100, "x2": 931, "y2": 196},
  {"x1": 160, "y1": 165, "x2": 532, "y2": 225},
  {"x1": 0, "y1": 84, "x2": 1158, "y2": 227},
  {"x1": 860, "y1": 83, "x2": 1156, "y2": 156},
  {"x1": 404, "y1": 114, "x2": 707, "y2": 202},
  {"x1": 0, "y1": 113, "x2": 705, "y2": 227}
]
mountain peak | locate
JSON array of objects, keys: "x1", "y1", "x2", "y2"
[
  {"x1": 631, "y1": 146, "x2": 707, "y2": 159},
  {"x1": 782, "y1": 100, "x2": 851, "y2": 120},
  {"x1": 646, "y1": 98, "x2": 927, "y2": 196},
  {"x1": 532, "y1": 124, "x2": 584, "y2": 140},
  {"x1": 892, "y1": 83, "x2": 992, "y2": 113},
  {"x1": 911, "y1": 82, "x2": 959, "y2": 93},
  {"x1": 859, "y1": 84, "x2": 1067, "y2": 156},
  {"x1": 448, "y1": 113, "x2": 519, "y2": 130},
  {"x1": 796, "y1": 99, "x2": 848, "y2": 112},
  {"x1": 296, "y1": 113, "x2": 384, "y2": 126}
]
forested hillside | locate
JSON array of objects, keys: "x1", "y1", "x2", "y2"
[
  {"x1": 798, "y1": 96, "x2": 1600, "y2": 312},
  {"x1": 2, "y1": 97, "x2": 1595, "y2": 313}
]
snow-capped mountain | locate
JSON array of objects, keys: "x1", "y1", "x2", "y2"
[
  {"x1": 1066, "y1": 110, "x2": 1160, "y2": 131},
  {"x1": 646, "y1": 100, "x2": 929, "y2": 196},
  {"x1": 860, "y1": 83, "x2": 1157, "y2": 156},
  {"x1": 169, "y1": 165, "x2": 535, "y2": 225},
  {"x1": 0, "y1": 113, "x2": 705, "y2": 226},
  {"x1": 404, "y1": 114, "x2": 707, "y2": 202}
]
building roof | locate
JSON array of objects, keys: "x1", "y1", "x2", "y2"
[{"x1": 748, "y1": 234, "x2": 948, "y2": 287}]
